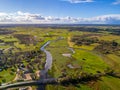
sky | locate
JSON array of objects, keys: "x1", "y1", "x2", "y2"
[{"x1": 0, "y1": 0, "x2": 120, "y2": 24}]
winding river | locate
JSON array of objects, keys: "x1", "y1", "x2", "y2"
[
  {"x1": 40, "y1": 41, "x2": 52, "y2": 72},
  {"x1": 38, "y1": 41, "x2": 53, "y2": 90}
]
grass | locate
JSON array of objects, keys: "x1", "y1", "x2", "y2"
[
  {"x1": 50, "y1": 38, "x2": 68, "y2": 47},
  {"x1": 98, "y1": 35, "x2": 120, "y2": 41},
  {"x1": 76, "y1": 84, "x2": 93, "y2": 90},
  {"x1": 0, "y1": 45, "x2": 10, "y2": 49},
  {"x1": 14, "y1": 42, "x2": 27, "y2": 50},
  {"x1": 107, "y1": 54, "x2": 120, "y2": 64},
  {"x1": 99, "y1": 76, "x2": 120, "y2": 90},
  {"x1": 47, "y1": 46, "x2": 72, "y2": 78},
  {"x1": 74, "y1": 43, "x2": 99, "y2": 51},
  {"x1": 3, "y1": 37, "x2": 18, "y2": 43},
  {"x1": 0, "y1": 35, "x2": 6, "y2": 39},
  {"x1": 0, "y1": 35, "x2": 18, "y2": 42},
  {"x1": 69, "y1": 31, "x2": 84, "y2": 36},
  {"x1": 0, "y1": 68, "x2": 16, "y2": 83},
  {"x1": 115, "y1": 39, "x2": 120, "y2": 44},
  {"x1": 0, "y1": 35, "x2": 18, "y2": 49},
  {"x1": 46, "y1": 84, "x2": 93, "y2": 90},
  {"x1": 106, "y1": 54, "x2": 120, "y2": 72},
  {"x1": 72, "y1": 49, "x2": 108, "y2": 74}
]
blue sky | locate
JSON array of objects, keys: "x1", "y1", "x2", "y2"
[{"x1": 0, "y1": 0, "x2": 120, "y2": 24}]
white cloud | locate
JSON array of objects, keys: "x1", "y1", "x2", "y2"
[
  {"x1": 62, "y1": 0, "x2": 94, "y2": 3},
  {"x1": 0, "y1": 11, "x2": 120, "y2": 24},
  {"x1": 82, "y1": 14, "x2": 120, "y2": 24},
  {"x1": 113, "y1": 0, "x2": 120, "y2": 5}
]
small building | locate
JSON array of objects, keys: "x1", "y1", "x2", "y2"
[{"x1": 24, "y1": 74, "x2": 32, "y2": 80}]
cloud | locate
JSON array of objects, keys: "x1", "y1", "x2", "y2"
[
  {"x1": 82, "y1": 14, "x2": 120, "y2": 24},
  {"x1": 113, "y1": 0, "x2": 120, "y2": 5},
  {"x1": 0, "y1": 11, "x2": 120, "y2": 24},
  {"x1": 62, "y1": 0, "x2": 94, "y2": 3}
]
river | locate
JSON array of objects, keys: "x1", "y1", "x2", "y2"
[
  {"x1": 38, "y1": 41, "x2": 52, "y2": 90},
  {"x1": 40, "y1": 41, "x2": 52, "y2": 72}
]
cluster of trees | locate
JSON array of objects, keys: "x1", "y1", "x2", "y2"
[
  {"x1": 0, "y1": 39, "x2": 4, "y2": 43},
  {"x1": 13, "y1": 34, "x2": 37, "y2": 45},
  {"x1": 94, "y1": 41, "x2": 120, "y2": 54},
  {"x1": 50, "y1": 26, "x2": 102, "y2": 33},
  {"x1": 105, "y1": 28, "x2": 120, "y2": 35},
  {"x1": 57, "y1": 67, "x2": 120, "y2": 86},
  {"x1": 111, "y1": 30, "x2": 120, "y2": 35},
  {"x1": 58, "y1": 70, "x2": 107, "y2": 86},
  {"x1": 0, "y1": 29, "x2": 15, "y2": 35},
  {"x1": 71, "y1": 35, "x2": 99, "y2": 46},
  {"x1": 0, "y1": 49, "x2": 44, "y2": 72},
  {"x1": 69, "y1": 27, "x2": 102, "y2": 32}
]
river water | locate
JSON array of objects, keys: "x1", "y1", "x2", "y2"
[
  {"x1": 40, "y1": 41, "x2": 52, "y2": 72},
  {"x1": 38, "y1": 41, "x2": 53, "y2": 90}
]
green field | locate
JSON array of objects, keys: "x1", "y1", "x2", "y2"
[
  {"x1": 0, "y1": 68, "x2": 16, "y2": 83},
  {"x1": 72, "y1": 49, "x2": 108, "y2": 74},
  {"x1": 98, "y1": 76, "x2": 120, "y2": 90}
]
